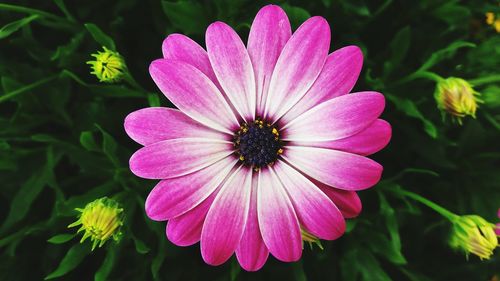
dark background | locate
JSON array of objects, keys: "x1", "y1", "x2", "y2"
[{"x1": 0, "y1": 0, "x2": 499, "y2": 280}]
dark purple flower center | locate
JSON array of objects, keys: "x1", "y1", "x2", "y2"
[{"x1": 234, "y1": 119, "x2": 283, "y2": 169}]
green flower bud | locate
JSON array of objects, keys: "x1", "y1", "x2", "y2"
[
  {"x1": 434, "y1": 77, "x2": 482, "y2": 124},
  {"x1": 87, "y1": 47, "x2": 126, "y2": 83},
  {"x1": 68, "y1": 197, "x2": 124, "y2": 250},
  {"x1": 449, "y1": 215, "x2": 498, "y2": 260}
]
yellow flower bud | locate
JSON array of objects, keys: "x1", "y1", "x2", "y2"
[
  {"x1": 486, "y1": 12, "x2": 495, "y2": 25},
  {"x1": 434, "y1": 77, "x2": 482, "y2": 124},
  {"x1": 87, "y1": 46, "x2": 126, "y2": 83},
  {"x1": 449, "y1": 215, "x2": 498, "y2": 260},
  {"x1": 68, "y1": 197, "x2": 124, "y2": 250}
]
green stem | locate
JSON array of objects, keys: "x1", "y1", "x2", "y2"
[
  {"x1": 469, "y1": 74, "x2": 500, "y2": 86},
  {"x1": 389, "y1": 188, "x2": 459, "y2": 221},
  {"x1": 0, "y1": 75, "x2": 58, "y2": 103},
  {"x1": 394, "y1": 70, "x2": 444, "y2": 86},
  {"x1": 0, "y1": 3, "x2": 68, "y2": 22},
  {"x1": 123, "y1": 72, "x2": 145, "y2": 92}
]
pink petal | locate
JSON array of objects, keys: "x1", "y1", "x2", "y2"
[
  {"x1": 274, "y1": 161, "x2": 345, "y2": 240},
  {"x1": 258, "y1": 168, "x2": 301, "y2": 262},
  {"x1": 129, "y1": 138, "x2": 233, "y2": 179},
  {"x1": 236, "y1": 174, "x2": 269, "y2": 271},
  {"x1": 124, "y1": 107, "x2": 228, "y2": 146},
  {"x1": 247, "y1": 5, "x2": 291, "y2": 115},
  {"x1": 263, "y1": 16, "x2": 330, "y2": 121},
  {"x1": 162, "y1": 33, "x2": 219, "y2": 86},
  {"x1": 282, "y1": 146, "x2": 383, "y2": 191},
  {"x1": 201, "y1": 166, "x2": 253, "y2": 266},
  {"x1": 281, "y1": 46, "x2": 363, "y2": 123},
  {"x1": 150, "y1": 59, "x2": 239, "y2": 134},
  {"x1": 290, "y1": 119, "x2": 392, "y2": 156},
  {"x1": 315, "y1": 181, "x2": 362, "y2": 218},
  {"x1": 166, "y1": 190, "x2": 219, "y2": 247},
  {"x1": 282, "y1": 92, "x2": 385, "y2": 142},
  {"x1": 206, "y1": 22, "x2": 256, "y2": 121},
  {"x1": 145, "y1": 157, "x2": 237, "y2": 221}
]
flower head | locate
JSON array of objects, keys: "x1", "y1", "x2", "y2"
[
  {"x1": 434, "y1": 77, "x2": 481, "y2": 124},
  {"x1": 496, "y1": 208, "x2": 500, "y2": 236},
  {"x1": 125, "y1": 5, "x2": 391, "y2": 271},
  {"x1": 68, "y1": 197, "x2": 124, "y2": 250},
  {"x1": 87, "y1": 46, "x2": 126, "y2": 83},
  {"x1": 449, "y1": 215, "x2": 498, "y2": 260},
  {"x1": 485, "y1": 12, "x2": 500, "y2": 33}
]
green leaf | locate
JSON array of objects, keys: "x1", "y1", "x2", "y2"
[
  {"x1": 161, "y1": 1, "x2": 209, "y2": 35},
  {"x1": 79, "y1": 131, "x2": 99, "y2": 152},
  {"x1": 53, "y1": 0, "x2": 76, "y2": 22},
  {"x1": 94, "y1": 248, "x2": 117, "y2": 281},
  {"x1": 147, "y1": 93, "x2": 161, "y2": 107},
  {"x1": 281, "y1": 4, "x2": 311, "y2": 29},
  {"x1": 1, "y1": 148, "x2": 58, "y2": 232},
  {"x1": 47, "y1": 234, "x2": 76, "y2": 244},
  {"x1": 84, "y1": 23, "x2": 116, "y2": 50},
  {"x1": 342, "y1": 248, "x2": 392, "y2": 281},
  {"x1": 133, "y1": 238, "x2": 150, "y2": 254},
  {"x1": 0, "y1": 15, "x2": 39, "y2": 40},
  {"x1": 378, "y1": 192, "x2": 406, "y2": 265},
  {"x1": 384, "y1": 26, "x2": 411, "y2": 77},
  {"x1": 45, "y1": 243, "x2": 90, "y2": 280},
  {"x1": 431, "y1": 1, "x2": 470, "y2": 26},
  {"x1": 386, "y1": 94, "x2": 438, "y2": 138},
  {"x1": 151, "y1": 240, "x2": 166, "y2": 281},
  {"x1": 369, "y1": 232, "x2": 407, "y2": 265},
  {"x1": 95, "y1": 124, "x2": 119, "y2": 167},
  {"x1": 418, "y1": 41, "x2": 475, "y2": 72}
]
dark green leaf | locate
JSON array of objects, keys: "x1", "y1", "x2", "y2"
[
  {"x1": 94, "y1": 247, "x2": 117, "y2": 281},
  {"x1": 84, "y1": 23, "x2": 116, "y2": 50},
  {"x1": 281, "y1": 4, "x2": 311, "y2": 29},
  {"x1": 386, "y1": 94, "x2": 438, "y2": 138},
  {"x1": 0, "y1": 15, "x2": 39, "y2": 39},
  {"x1": 44, "y1": 243, "x2": 90, "y2": 280},
  {"x1": 80, "y1": 131, "x2": 99, "y2": 151},
  {"x1": 162, "y1": 1, "x2": 209, "y2": 35},
  {"x1": 47, "y1": 234, "x2": 76, "y2": 244}
]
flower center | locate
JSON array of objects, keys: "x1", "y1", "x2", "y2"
[{"x1": 234, "y1": 118, "x2": 283, "y2": 170}]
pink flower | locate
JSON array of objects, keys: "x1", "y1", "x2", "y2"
[{"x1": 125, "y1": 5, "x2": 391, "y2": 271}]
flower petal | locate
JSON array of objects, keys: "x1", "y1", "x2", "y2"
[
  {"x1": 150, "y1": 59, "x2": 239, "y2": 134},
  {"x1": 258, "y1": 168, "x2": 301, "y2": 262},
  {"x1": 274, "y1": 161, "x2": 346, "y2": 240},
  {"x1": 206, "y1": 22, "x2": 256, "y2": 121},
  {"x1": 124, "y1": 107, "x2": 228, "y2": 146},
  {"x1": 290, "y1": 119, "x2": 392, "y2": 156},
  {"x1": 283, "y1": 146, "x2": 383, "y2": 191},
  {"x1": 129, "y1": 138, "x2": 233, "y2": 179},
  {"x1": 281, "y1": 46, "x2": 363, "y2": 123},
  {"x1": 162, "y1": 33, "x2": 219, "y2": 85},
  {"x1": 282, "y1": 92, "x2": 385, "y2": 142},
  {"x1": 315, "y1": 181, "x2": 362, "y2": 218},
  {"x1": 166, "y1": 190, "x2": 218, "y2": 247},
  {"x1": 236, "y1": 174, "x2": 269, "y2": 271},
  {"x1": 145, "y1": 157, "x2": 237, "y2": 221},
  {"x1": 247, "y1": 4, "x2": 291, "y2": 115},
  {"x1": 201, "y1": 166, "x2": 253, "y2": 266},
  {"x1": 263, "y1": 16, "x2": 330, "y2": 121}
]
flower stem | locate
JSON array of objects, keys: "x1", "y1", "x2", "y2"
[
  {"x1": 394, "y1": 70, "x2": 444, "y2": 86},
  {"x1": 469, "y1": 74, "x2": 500, "y2": 86},
  {"x1": 0, "y1": 3, "x2": 68, "y2": 23},
  {"x1": 389, "y1": 187, "x2": 459, "y2": 221},
  {"x1": 0, "y1": 75, "x2": 58, "y2": 103}
]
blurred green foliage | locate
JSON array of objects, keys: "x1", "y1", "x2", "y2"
[{"x1": 0, "y1": 0, "x2": 499, "y2": 280}]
